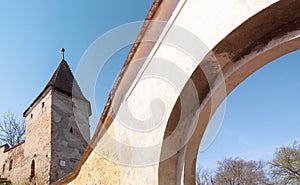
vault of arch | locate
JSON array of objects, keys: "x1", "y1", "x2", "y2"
[
  {"x1": 54, "y1": 1, "x2": 300, "y2": 185},
  {"x1": 158, "y1": 1, "x2": 300, "y2": 184}
]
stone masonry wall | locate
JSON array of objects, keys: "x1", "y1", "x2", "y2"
[
  {"x1": 67, "y1": 150, "x2": 121, "y2": 185},
  {"x1": 1, "y1": 142, "x2": 26, "y2": 184},
  {"x1": 0, "y1": 91, "x2": 52, "y2": 185},
  {"x1": 24, "y1": 91, "x2": 52, "y2": 185},
  {"x1": 0, "y1": 145, "x2": 8, "y2": 174},
  {"x1": 50, "y1": 90, "x2": 90, "y2": 184}
]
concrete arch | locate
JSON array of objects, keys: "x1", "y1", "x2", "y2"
[
  {"x1": 55, "y1": 0, "x2": 300, "y2": 185},
  {"x1": 159, "y1": 1, "x2": 300, "y2": 184}
]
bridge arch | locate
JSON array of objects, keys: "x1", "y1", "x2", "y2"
[
  {"x1": 158, "y1": 1, "x2": 300, "y2": 184},
  {"x1": 55, "y1": 1, "x2": 300, "y2": 185}
]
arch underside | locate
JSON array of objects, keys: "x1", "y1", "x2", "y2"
[
  {"x1": 159, "y1": 1, "x2": 300, "y2": 184},
  {"x1": 54, "y1": 1, "x2": 300, "y2": 185}
]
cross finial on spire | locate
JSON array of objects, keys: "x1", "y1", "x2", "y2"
[{"x1": 61, "y1": 48, "x2": 65, "y2": 60}]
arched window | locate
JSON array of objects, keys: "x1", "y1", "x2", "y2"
[
  {"x1": 30, "y1": 160, "x2": 35, "y2": 178},
  {"x1": 9, "y1": 160, "x2": 12, "y2": 171},
  {"x1": 2, "y1": 164, "x2": 5, "y2": 173}
]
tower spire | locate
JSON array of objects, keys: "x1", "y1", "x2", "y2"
[{"x1": 61, "y1": 48, "x2": 65, "y2": 60}]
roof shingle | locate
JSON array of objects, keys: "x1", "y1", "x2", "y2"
[
  {"x1": 48, "y1": 60, "x2": 86, "y2": 100},
  {"x1": 23, "y1": 60, "x2": 88, "y2": 117}
]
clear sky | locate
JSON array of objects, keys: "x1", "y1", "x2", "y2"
[
  {"x1": 198, "y1": 49, "x2": 300, "y2": 170},
  {"x1": 0, "y1": 1, "x2": 299, "y2": 172},
  {"x1": 0, "y1": 0, "x2": 153, "y2": 129}
]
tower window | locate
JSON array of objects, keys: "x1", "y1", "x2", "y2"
[
  {"x1": 9, "y1": 160, "x2": 12, "y2": 171},
  {"x1": 30, "y1": 160, "x2": 35, "y2": 178},
  {"x1": 42, "y1": 102, "x2": 45, "y2": 108},
  {"x1": 2, "y1": 164, "x2": 5, "y2": 173},
  {"x1": 31, "y1": 114, "x2": 33, "y2": 119},
  {"x1": 69, "y1": 127, "x2": 73, "y2": 133}
]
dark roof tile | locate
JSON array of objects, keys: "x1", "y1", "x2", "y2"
[
  {"x1": 48, "y1": 60, "x2": 86, "y2": 101},
  {"x1": 23, "y1": 60, "x2": 89, "y2": 117}
]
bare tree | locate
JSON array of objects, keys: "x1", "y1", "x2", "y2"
[
  {"x1": 269, "y1": 141, "x2": 300, "y2": 184},
  {"x1": 0, "y1": 112, "x2": 25, "y2": 146},
  {"x1": 196, "y1": 167, "x2": 214, "y2": 185},
  {"x1": 214, "y1": 157, "x2": 270, "y2": 185}
]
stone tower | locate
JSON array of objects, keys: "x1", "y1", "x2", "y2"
[{"x1": 22, "y1": 59, "x2": 91, "y2": 184}]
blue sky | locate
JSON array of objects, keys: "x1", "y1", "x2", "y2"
[
  {"x1": 0, "y1": 1, "x2": 299, "y2": 171},
  {"x1": 198, "y1": 50, "x2": 300, "y2": 169},
  {"x1": 0, "y1": 0, "x2": 153, "y2": 122}
]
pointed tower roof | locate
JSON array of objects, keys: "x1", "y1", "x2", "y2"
[
  {"x1": 48, "y1": 60, "x2": 85, "y2": 98},
  {"x1": 23, "y1": 59, "x2": 89, "y2": 117}
]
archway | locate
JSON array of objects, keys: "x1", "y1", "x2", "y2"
[
  {"x1": 54, "y1": 1, "x2": 300, "y2": 185},
  {"x1": 196, "y1": 49, "x2": 300, "y2": 184},
  {"x1": 158, "y1": 1, "x2": 300, "y2": 184}
]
